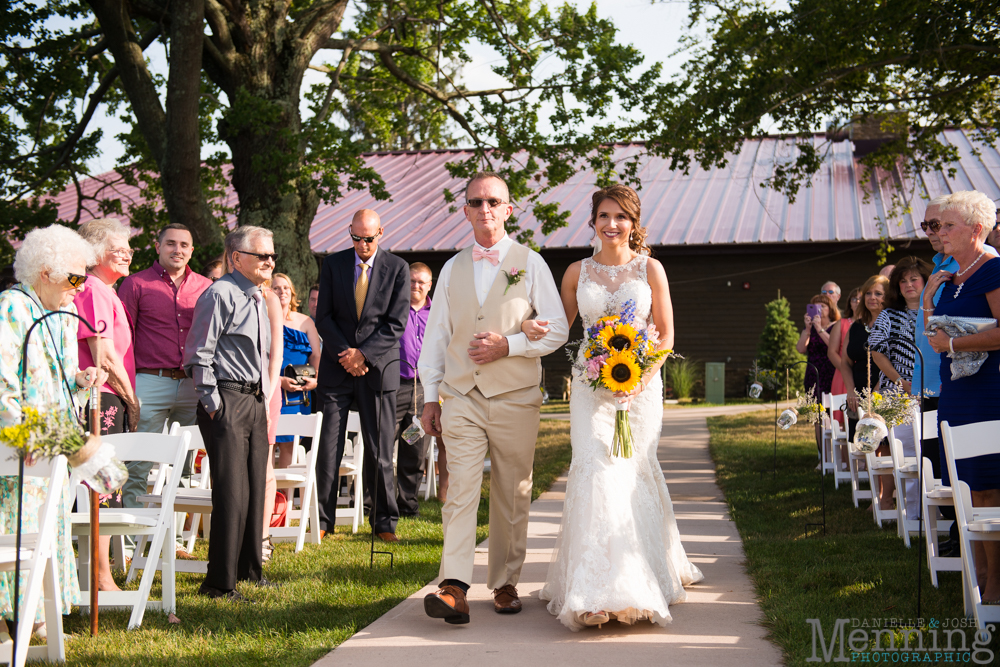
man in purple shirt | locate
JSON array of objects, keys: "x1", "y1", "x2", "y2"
[
  {"x1": 395, "y1": 262, "x2": 433, "y2": 516},
  {"x1": 118, "y1": 223, "x2": 213, "y2": 549}
]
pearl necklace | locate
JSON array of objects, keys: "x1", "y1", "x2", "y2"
[{"x1": 953, "y1": 250, "x2": 987, "y2": 299}]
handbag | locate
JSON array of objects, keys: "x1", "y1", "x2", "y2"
[{"x1": 282, "y1": 364, "x2": 316, "y2": 406}]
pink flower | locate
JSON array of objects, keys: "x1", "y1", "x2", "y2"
[{"x1": 646, "y1": 323, "x2": 659, "y2": 342}]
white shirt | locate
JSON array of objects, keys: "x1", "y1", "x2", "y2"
[{"x1": 418, "y1": 234, "x2": 569, "y2": 403}]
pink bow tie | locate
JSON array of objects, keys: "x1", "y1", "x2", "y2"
[{"x1": 473, "y1": 246, "x2": 500, "y2": 266}]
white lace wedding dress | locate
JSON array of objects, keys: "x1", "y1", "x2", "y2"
[{"x1": 539, "y1": 255, "x2": 704, "y2": 631}]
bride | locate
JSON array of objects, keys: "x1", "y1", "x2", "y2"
[{"x1": 525, "y1": 183, "x2": 703, "y2": 631}]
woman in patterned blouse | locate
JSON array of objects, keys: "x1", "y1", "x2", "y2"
[
  {"x1": 867, "y1": 256, "x2": 931, "y2": 516},
  {"x1": 0, "y1": 225, "x2": 107, "y2": 638}
]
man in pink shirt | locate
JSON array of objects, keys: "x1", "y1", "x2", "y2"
[{"x1": 118, "y1": 223, "x2": 213, "y2": 547}]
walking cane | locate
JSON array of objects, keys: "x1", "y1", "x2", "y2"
[{"x1": 89, "y1": 386, "x2": 100, "y2": 637}]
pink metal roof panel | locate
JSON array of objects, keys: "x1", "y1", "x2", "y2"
[{"x1": 45, "y1": 129, "x2": 1000, "y2": 253}]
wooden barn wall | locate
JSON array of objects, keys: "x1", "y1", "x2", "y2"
[{"x1": 388, "y1": 240, "x2": 936, "y2": 398}]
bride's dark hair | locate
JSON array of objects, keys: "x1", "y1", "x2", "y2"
[{"x1": 588, "y1": 184, "x2": 651, "y2": 256}]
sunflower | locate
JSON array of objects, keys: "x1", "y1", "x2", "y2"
[
  {"x1": 598, "y1": 323, "x2": 639, "y2": 353},
  {"x1": 600, "y1": 351, "x2": 642, "y2": 393}
]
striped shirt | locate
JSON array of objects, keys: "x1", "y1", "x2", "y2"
[{"x1": 868, "y1": 308, "x2": 918, "y2": 387}]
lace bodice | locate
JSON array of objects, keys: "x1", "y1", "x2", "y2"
[{"x1": 577, "y1": 255, "x2": 652, "y2": 331}]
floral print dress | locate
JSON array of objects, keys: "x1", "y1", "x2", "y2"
[{"x1": 0, "y1": 284, "x2": 83, "y2": 621}]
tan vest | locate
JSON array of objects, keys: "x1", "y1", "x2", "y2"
[{"x1": 443, "y1": 244, "x2": 540, "y2": 398}]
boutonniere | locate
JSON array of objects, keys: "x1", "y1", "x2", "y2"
[{"x1": 503, "y1": 267, "x2": 523, "y2": 295}]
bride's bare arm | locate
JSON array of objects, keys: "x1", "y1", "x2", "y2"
[
  {"x1": 646, "y1": 258, "x2": 674, "y2": 378},
  {"x1": 560, "y1": 261, "x2": 581, "y2": 327}
]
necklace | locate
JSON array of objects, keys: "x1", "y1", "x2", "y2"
[{"x1": 953, "y1": 250, "x2": 987, "y2": 299}]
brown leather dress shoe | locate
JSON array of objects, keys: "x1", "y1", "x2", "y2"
[
  {"x1": 493, "y1": 584, "x2": 522, "y2": 613},
  {"x1": 424, "y1": 585, "x2": 470, "y2": 624},
  {"x1": 377, "y1": 532, "x2": 399, "y2": 543}
]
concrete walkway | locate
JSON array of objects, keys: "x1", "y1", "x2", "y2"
[{"x1": 314, "y1": 404, "x2": 784, "y2": 667}]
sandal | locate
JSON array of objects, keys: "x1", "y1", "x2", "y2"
[{"x1": 582, "y1": 611, "x2": 610, "y2": 628}]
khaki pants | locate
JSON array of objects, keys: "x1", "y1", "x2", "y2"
[{"x1": 438, "y1": 382, "x2": 542, "y2": 589}]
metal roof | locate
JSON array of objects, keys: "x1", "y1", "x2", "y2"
[{"x1": 49, "y1": 129, "x2": 1000, "y2": 254}]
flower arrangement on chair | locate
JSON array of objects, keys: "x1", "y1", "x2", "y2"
[
  {"x1": 852, "y1": 387, "x2": 919, "y2": 454},
  {"x1": 0, "y1": 404, "x2": 128, "y2": 493}
]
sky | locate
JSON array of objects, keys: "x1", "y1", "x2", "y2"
[{"x1": 82, "y1": 0, "x2": 695, "y2": 175}]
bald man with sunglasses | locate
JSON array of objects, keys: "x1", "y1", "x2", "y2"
[{"x1": 314, "y1": 209, "x2": 410, "y2": 541}]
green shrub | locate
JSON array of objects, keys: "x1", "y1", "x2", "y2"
[
  {"x1": 665, "y1": 357, "x2": 701, "y2": 399},
  {"x1": 756, "y1": 295, "x2": 805, "y2": 399}
]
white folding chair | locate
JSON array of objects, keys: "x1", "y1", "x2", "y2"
[
  {"x1": 940, "y1": 419, "x2": 1000, "y2": 635},
  {"x1": 271, "y1": 413, "x2": 324, "y2": 551},
  {"x1": 888, "y1": 424, "x2": 921, "y2": 546},
  {"x1": 0, "y1": 450, "x2": 68, "y2": 667},
  {"x1": 72, "y1": 430, "x2": 191, "y2": 629},
  {"x1": 916, "y1": 410, "x2": 962, "y2": 586},
  {"x1": 335, "y1": 411, "x2": 364, "y2": 533},
  {"x1": 825, "y1": 393, "x2": 852, "y2": 489},
  {"x1": 820, "y1": 393, "x2": 836, "y2": 476},
  {"x1": 133, "y1": 425, "x2": 211, "y2": 577}
]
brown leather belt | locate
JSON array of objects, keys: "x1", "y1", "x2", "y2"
[{"x1": 137, "y1": 368, "x2": 188, "y2": 380}]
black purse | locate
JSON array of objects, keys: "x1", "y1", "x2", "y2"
[{"x1": 282, "y1": 364, "x2": 316, "y2": 406}]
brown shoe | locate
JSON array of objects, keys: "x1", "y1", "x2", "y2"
[
  {"x1": 377, "y1": 532, "x2": 399, "y2": 543},
  {"x1": 424, "y1": 585, "x2": 470, "y2": 624},
  {"x1": 493, "y1": 584, "x2": 522, "y2": 613}
]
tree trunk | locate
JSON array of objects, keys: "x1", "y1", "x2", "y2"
[
  {"x1": 88, "y1": 0, "x2": 222, "y2": 250},
  {"x1": 214, "y1": 1, "x2": 349, "y2": 295},
  {"x1": 162, "y1": 0, "x2": 221, "y2": 251}
]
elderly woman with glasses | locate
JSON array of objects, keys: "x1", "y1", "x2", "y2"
[
  {"x1": 75, "y1": 217, "x2": 138, "y2": 592},
  {"x1": 924, "y1": 190, "x2": 1000, "y2": 605},
  {"x1": 0, "y1": 224, "x2": 108, "y2": 637}
]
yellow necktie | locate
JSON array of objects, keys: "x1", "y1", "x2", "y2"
[{"x1": 355, "y1": 263, "x2": 369, "y2": 319}]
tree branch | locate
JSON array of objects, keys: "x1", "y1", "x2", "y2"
[
  {"x1": 480, "y1": 0, "x2": 530, "y2": 57},
  {"x1": 323, "y1": 37, "x2": 423, "y2": 57},
  {"x1": 376, "y1": 49, "x2": 487, "y2": 147}
]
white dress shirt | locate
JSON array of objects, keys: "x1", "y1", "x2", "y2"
[{"x1": 419, "y1": 234, "x2": 569, "y2": 403}]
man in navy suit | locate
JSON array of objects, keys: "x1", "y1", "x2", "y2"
[{"x1": 315, "y1": 209, "x2": 410, "y2": 540}]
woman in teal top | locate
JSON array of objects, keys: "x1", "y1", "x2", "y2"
[{"x1": 0, "y1": 225, "x2": 106, "y2": 635}]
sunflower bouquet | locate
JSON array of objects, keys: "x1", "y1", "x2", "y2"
[{"x1": 567, "y1": 299, "x2": 674, "y2": 457}]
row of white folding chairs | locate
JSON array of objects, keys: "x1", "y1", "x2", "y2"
[
  {"x1": 830, "y1": 400, "x2": 960, "y2": 574},
  {"x1": 132, "y1": 411, "x2": 336, "y2": 582},
  {"x1": 940, "y1": 419, "x2": 1000, "y2": 638}
]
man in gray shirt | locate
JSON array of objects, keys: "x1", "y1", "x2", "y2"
[{"x1": 184, "y1": 225, "x2": 277, "y2": 601}]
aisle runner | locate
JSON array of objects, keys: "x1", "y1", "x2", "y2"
[{"x1": 314, "y1": 405, "x2": 782, "y2": 667}]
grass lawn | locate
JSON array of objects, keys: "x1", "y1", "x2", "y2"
[
  {"x1": 56, "y1": 419, "x2": 572, "y2": 666},
  {"x1": 707, "y1": 411, "x2": 999, "y2": 665}
]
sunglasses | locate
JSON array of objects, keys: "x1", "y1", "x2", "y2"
[
  {"x1": 820, "y1": 289, "x2": 837, "y2": 295},
  {"x1": 466, "y1": 198, "x2": 507, "y2": 209},
  {"x1": 350, "y1": 230, "x2": 381, "y2": 243},
  {"x1": 66, "y1": 273, "x2": 86, "y2": 288},
  {"x1": 921, "y1": 220, "x2": 941, "y2": 233},
  {"x1": 237, "y1": 250, "x2": 278, "y2": 262}
]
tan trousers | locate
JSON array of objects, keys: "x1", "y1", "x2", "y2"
[{"x1": 438, "y1": 382, "x2": 542, "y2": 589}]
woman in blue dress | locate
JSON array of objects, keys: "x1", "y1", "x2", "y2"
[
  {"x1": 925, "y1": 190, "x2": 1000, "y2": 605},
  {"x1": 271, "y1": 274, "x2": 321, "y2": 468}
]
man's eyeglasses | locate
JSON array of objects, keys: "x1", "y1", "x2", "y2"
[
  {"x1": 350, "y1": 230, "x2": 382, "y2": 243},
  {"x1": 820, "y1": 289, "x2": 837, "y2": 295},
  {"x1": 921, "y1": 220, "x2": 941, "y2": 233},
  {"x1": 466, "y1": 198, "x2": 507, "y2": 209},
  {"x1": 66, "y1": 273, "x2": 86, "y2": 288},
  {"x1": 237, "y1": 250, "x2": 278, "y2": 262}
]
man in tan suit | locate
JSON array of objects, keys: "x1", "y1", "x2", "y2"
[{"x1": 419, "y1": 171, "x2": 569, "y2": 624}]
